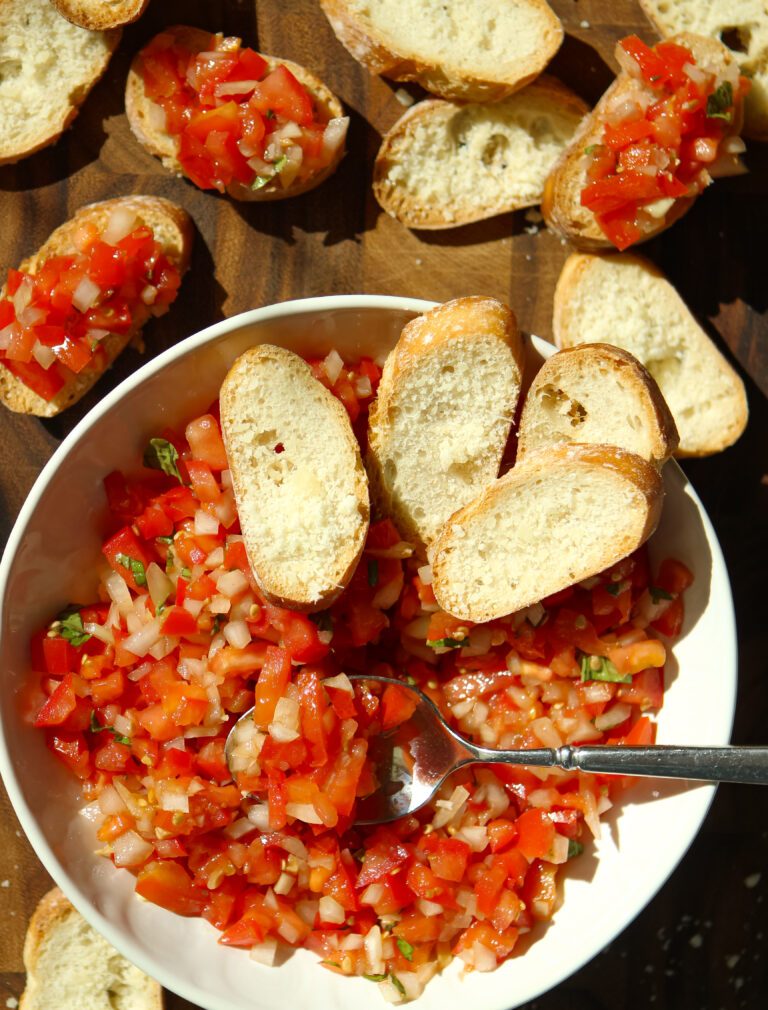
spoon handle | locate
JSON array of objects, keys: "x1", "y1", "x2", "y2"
[{"x1": 474, "y1": 745, "x2": 768, "y2": 785}]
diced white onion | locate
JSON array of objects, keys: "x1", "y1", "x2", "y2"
[
  {"x1": 416, "y1": 898, "x2": 443, "y2": 917},
  {"x1": 322, "y1": 116, "x2": 349, "y2": 159},
  {"x1": 98, "y1": 785, "x2": 127, "y2": 815},
  {"x1": 215, "y1": 79, "x2": 260, "y2": 97},
  {"x1": 322, "y1": 348, "x2": 344, "y2": 384},
  {"x1": 194, "y1": 509, "x2": 219, "y2": 536},
  {"x1": 247, "y1": 804, "x2": 271, "y2": 832},
  {"x1": 723, "y1": 136, "x2": 746, "y2": 155},
  {"x1": 361, "y1": 883, "x2": 384, "y2": 905},
  {"x1": 472, "y1": 941, "x2": 497, "y2": 972},
  {"x1": 340, "y1": 933, "x2": 364, "y2": 950},
  {"x1": 216, "y1": 569, "x2": 250, "y2": 598},
  {"x1": 615, "y1": 45, "x2": 641, "y2": 79},
  {"x1": 223, "y1": 619, "x2": 251, "y2": 649},
  {"x1": 141, "y1": 285, "x2": 158, "y2": 306},
  {"x1": 322, "y1": 672, "x2": 353, "y2": 694},
  {"x1": 276, "y1": 918, "x2": 303, "y2": 944},
  {"x1": 269, "y1": 697, "x2": 300, "y2": 742},
  {"x1": 432, "y1": 785, "x2": 469, "y2": 828},
  {"x1": 224, "y1": 817, "x2": 255, "y2": 840},
  {"x1": 182, "y1": 597, "x2": 204, "y2": 618},
  {"x1": 12, "y1": 278, "x2": 33, "y2": 316},
  {"x1": 354, "y1": 375, "x2": 372, "y2": 397},
  {"x1": 105, "y1": 571, "x2": 134, "y2": 617},
  {"x1": 274, "y1": 871, "x2": 296, "y2": 896},
  {"x1": 20, "y1": 307, "x2": 46, "y2": 328},
  {"x1": 319, "y1": 895, "x2": 346, "y2": 924},
  {"x1": 112, "y1": 830, "x2": 154, "y2": 867},
  {"x1": 113, "y1": 713, "x2": 133, "y2": 737},
  {"x1": 285, "y1": 802, "x2": 323, "y2": 824},
  {"x1": 296, "y1": 899, "x2": 319, "y2": 925},
  {"x1": 157, "y1": 780, "x2": 190, "y2": 813},
  {"x1": 0, "y1": 324, "x2": 17, "y2": 351},
  {"x1": 364, "y1": 924, "x2": 384, "y2": 974},
  {"x1": 102, "y1": 207, "x2": 138, "y2": 245},
  {"x1": 122, "y1": 616, "x2": 163, "y2": 657},
  {"x1": 146, "y1": 562, "x2": 173, "y2": 610},
  {"x1": 249, "y1": 937, "x2": 279, "y2": 965},
  {"x1": 72, "y1": 276, "x2": 101, "y2": 313},
  {"x1": 79, "y1": 800, "x2": 102, "y2": 822},
  {"x1": 547, "y1": 833, "x2": 570, "y2": 865},
  {"x1": 683, "y1": 61, "x2": 708, "y2": 87},
  {"x1": 417, "y1": 564, "x2": 433, "y2": 585},
  {"x1": 83, "y1": 621, "x2": 114, "y2": 646},
  {"x1": 455, "y1": 825, "x2": 488, "y2": 852}
]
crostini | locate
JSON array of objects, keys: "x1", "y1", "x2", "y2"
[
  {"x1": 0, "y1": 0, "x2": 120, "y2": 165},
  {"x1": 50, "y1": 0, "x2": 149, "y2": 31},
  {"x1": 126, "y1": 26, "x2": 349, "y2": 199},
  {"x1": 431, "y1": 442, "x2": 664, "y2": 623},
  {"x1": 542, "y1": 33, "x2": 749, "y2": 250},
  {"x1": 373, "y1": 77, "x2": 588, "y2": 229},
  {"x1": 367, "y1": 297, "x2": 524, "y2": 557},
  {"x1": 320, "y1": 0, "x2": 563, "y2": 102},
  {"x1": 553, "y1": 252, "x2": 748, "y2": 456},
  {"x1": 0, "y1": 196, "x2": 192, "y2": 417},
  {"x1": 220, "y1": 344, "x2": 370, "y2": 611},
  {"x1": 517, "y1": 343, "x2": 679, "y2": 467}
]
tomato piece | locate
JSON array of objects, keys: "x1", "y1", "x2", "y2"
[
  {"x1": 487, "y1": 817, "x2": 519, "y2": 854},
  {"x1": 87, "y1": 242, "x2": 128, "y2": 287},
  {"x1": 423, "y1": 837, "x2": 470, "y2": 883},
  {"x1": 655, "y1": 558, "x2": 694, "y2": 595},
  {"x1": 47, "y1": 731, "x2": 90, "y2": 779},
  {"x1": 102, "y1": 526, "x2": 151, "y2": 593},
  {"x1": 35, "y1": 674, "x2": 77, "y2": 727},
  {"x1": 185, "y1": 459, "x2": 221, "y2": 503},
  {"x1": 0, "y1": 359, "x2": 65, "y2": 401},
  {"x1": 651, "y1": 596, "x2": 685, "y2": 638},
  {"x1": 296, "y1": 668, "x2": 329, "y2": 767},
  {"x1": 42, "y1": 637, "x2": 78, "y2": 675},
  {"x1": 135, "y1": 860, "x2": 207, "y2": 916},
  {"x1": 617, "y1": 667, "x2": 664, "y2": 710},
  {"x1": 520, "y1": 859, "x2": 558, "y2": 921},
  {"x1": 249, "y1": 66, "x2": 314, "y2": 126},
  {"x1": 603, "y1": 117, "x2": 656, "y2": 150},
  {"x1": 252, "y1": 646, "x2": 292, "y2": 728},
  {"x1": 356, "y1": 834, "x2": 411, "y2": 888},
  {"x1": 607, "y1": 639, "x2": 666, "y2": 675},
  {"x1": 381, "y1": 683, "x2": 418, "y2": 731},
  {"x1": 618, "y1": 35, "x2": 667, "y2": 86},
  {"x1": 267, "y1": 606, "x2": 329, "y2": 664},
  {"x1": 161, "y1": 606, "x2": 199, "y2": 637},
  {"x1": 185, "y1": 413, "x2": 229, "y2": 470},
  {"x1": 516, "y1": 809, "x2": 556, "y2": 861},
  {"x1": 136, "y1": 502, "x2": 174, "y2": 539}
]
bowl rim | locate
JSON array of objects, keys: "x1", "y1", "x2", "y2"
[{"x1": 0, "y1": 294, "x2": 737, "y2": 1010}]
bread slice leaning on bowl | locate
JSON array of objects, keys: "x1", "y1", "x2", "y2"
[
  {"x1": 431, "y1": 442, "x2": 664, "y2": 623},
  {"x1": 0, "y1": 0, "x2": 120, "y2": 165},
  {"x1": 220, "y1": 344, "x2": 370, "y2": 612},
  {"x1": 319, "y1": 0, "x2": 563, "y2": 101},
  {"x1": 517, "y1": 343, "x2": 679, "y2": 467},
  {"x1": 0, "y1": 196, "x2": 193, "y2": 417},
  {"x1": 367, "y1": 296, "x2": 524, "y2": 558},
  {"x1": 553, "y1": 252, "x2": 748, "y2": 456},
  {"x1": 125, "y1": 25, "x2": 347, "y2": 201},
  {"x1": 373, "y1": 77, "x2": 588, "y2": 229},
  {"x1": 19, "y1": 887, "x2": 163, "y2": 1010}
]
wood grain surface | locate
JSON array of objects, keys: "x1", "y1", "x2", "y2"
[{"x1": 0, "y1": 1, "x2": 766, "y2": 1008}]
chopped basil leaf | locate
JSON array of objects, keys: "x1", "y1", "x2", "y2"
[
  {"x1": 650, "y1": 585, "x2": 674, "y2": 603},
  {"x1": 212, "y1": 616, "x2": 222, "y2": 635},
  {"x1": 90, "y1": 710, "x2": 103, "y2": 733},
  {"x1": 143, "y1": 437, "x2": 182, "y2": 482},
  {"x1": 707, "y1": 81, "x2": 734, "y2": 121},
  {"x1": 405, "y1": 675, "x2": 417, "y2": 686},
  {"x1": 605, "y1": 582, "x2": 620, "y2": 597},
  {"x1": 367, "y1": 559, "x2": 379, "y2": 587},
  {"x1": 112, "y1": 732, "x2": 132, "y2": 746},
  {"x1": 251, "y1": 175, "x2": 272, "y2": 190},
  {"x1": 321, "y1": 960, "x2": 341, "y2": 968},
  {"x1": 165, "y1": 547, "x2": 175, "y2": 575},
  {"x1": 426, "y1": 637, "x2": 463, "y2": 649},
  {"x1": 584, "y1": 144, "x2": 598, "y2": 155},
  {"x1": 579, "y1": 653, "x2": 631, "y2": 684},
  {"x1": 309, "y1": 611, "x2": 333, "y2": 633},
  {"x1": 265, "y1": 109, "x2": 276, "y2": 120},
  {"x1": 568, "y1": 839, "x2": 584, "y2": 859},
  {"x1": 56, "y1": 606, "x2": 91, "y2": 647},
  {"x1": 364, "y1": 974, "x2": 388, "y2": 983},
  {"x1": 180, "y1": 567, "x2": 192, "y2": 580},
  {"x1": 649, "y1": 73, "x2": 661, "y2": 83},
  {"x1": 90, "y1": 711, "x2": 131, "y2": 745},
  {"x1": 389, "y1": 975, "x2": 406, "y2": 996},
  {"x1": 352, "y1": 847, "x2": 366, "y2": 862},
  {"x1": 156, "y1": 535, "x2": 174, "y2": 544},
  {"x1": 116, "y1": 553, "x2": 147, "y2": 587},
  {"x1": 274, "y1": 154, "x2": 288, "y2": 173},
  {"x1": 396, "y1": 937, "x2": 414, "y2": 961}
]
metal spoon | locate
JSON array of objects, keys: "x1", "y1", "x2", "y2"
[{"x1": 225, "y1": 675, "x2": 768, "y2": 825}]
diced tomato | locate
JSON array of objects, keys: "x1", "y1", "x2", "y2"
[
  {"x1": 47, "y1": 731, "x2": 91, "y2": 779},
  {"x1": 185, "y1": 414, "x2": 229, "y2": 470},
  {"x1": 42, "y1": 637, "x2": 78, "y2": 675},
  {"x1": 0, "y1": 359, "x2": 65, "y2": 401},
  {"x1": 487, "y1": 818, "x2": 519, "y2": 853},
  {"x1": 423, "y1": 837, "x2": 470, "y2": 883},
  {"x1": 516, "y1": 810, "x2": 556, "y2": 861},
  {"x1": 520, "y1": 860, "x2": 558, "y2": 920},
  {"x1": 35, "y1": 674, "x2": 77, "y2": 726},
  {"x1": 381, "y1": 683, "x2": 418, "y2": 731},
  {"x1": 161, "y1": 606, "x2": 199, "y2": 637},
  {"x1": 249, "y1": 66, "x2": 314, "y2": 126},
  {"x1": 135, "y1": 860, "x2": 207, "y2": 916},
  {"x1": 102, "y1": 526, "x2": 151, "y2": 592},
  {"x1": 252, "y1": 646, "x2": 292, "y2": 728}
]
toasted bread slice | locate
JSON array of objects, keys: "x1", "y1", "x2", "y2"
[
  {"x1": 367, "y1": 297, "x2": 524, "y2": 557},
  {"x1": 0, "y1": 196, "x2": 192, "y2": 417},
  {"x1": 319, "y1": 0, "x2": 563, "y2": 102},
  {"x1": 542, "y1": 33, "x2": 743, "y2": 249},
  {"x1": 20, "y1": 887, "x2": 163, "y2": 1010},
  {"x1": 220, "y1": 345, "x2": 369, "y2": 611},
  {"x1": 553, "y1": 253, "x2": 748, "y2": 456},
  {"x1": 431, "y1": 443, "x2": 664, "y2": 622},
  {"x1": 126, "y1": 25, "x2": 347, "y2": 201},
  {"x1": 0, "y1": 0, "x2": 120, "y2": 165},
  {"x1": 373, "y1": 77, "x2": 588, "y2": 229},
  {"x1": 51, "y1": 0, "x2": 149, "y2": 30},
  {"x1": 518, "y1": 343, "x2": 679, "y2": 466},
  {"x1": 639, "y1": 0, "x2": 768, "y2": 140}
]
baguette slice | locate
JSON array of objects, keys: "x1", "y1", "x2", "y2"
[
  {"x1": 639, "y1": 0, "x2": 768, "y2": 140},
  {"x1": 220, "y1": 345, "x2": 369, "y2": 611},
  {"x1": 319, "y1": 0, "x2": 563, "y2": 102},
  {"x1": 126, "y1": 26, "x2": 346, "y2": 201},
  {"x1": 373, "y1": 77, "x2": 588, "y2": 229},
  {"x1": 553, "y1": 253, "x2": 748, "y2": 456},
  {"x1": 367, "y1": 297, "x2": 524, "y2": 557},
  {"x1": 517, "y1": 343, "x2": 679, "y2": 466},
  {"x1": 0, "y1": 196, "x2": 193, "y2": 417},
  {"x1": 50, "y1": 0, "x2": 149, "y2": 30},
  {"x1": 0, "y1": 0, "x2": 120, "y2": 164},
  {"x1": 20, "y1": 887, "x2": 163, "y2": 1010},
  {"x1": 431, "y1": 443, "x2": 664, "y2": 622},
  {"x1": 542, "y1": 32, "x2": 743, "y2": 249}
]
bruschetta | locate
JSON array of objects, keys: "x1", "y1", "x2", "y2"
[
  {"x1": 542, "y1": 33, "x2": 749, "y2": 250},
  {"x1": 220, "y1": 344, "x2": 370, "y2": 611},
  {"x1": 431, "y1": 442, "x2": 664, "y2": 623},
  {"x1": 0, "y1": 0, "x2": 119, "y2": 165},
  {"x1": 367, "y1": 297, "x2": 524, "y2": 557},
  {"x1": 517, "y1": 343, "x2": 679, "y2": 467},
  {"x1": 126, "y1": 26, "x2": 349, "y2": 200},
  {"x1": 0, "y1": 196, "x2": 192, "y2": 417}
]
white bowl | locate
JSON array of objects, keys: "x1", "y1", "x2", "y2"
[{"x1": 0, "y1": 295, "x2": 737, "y2": 1010}]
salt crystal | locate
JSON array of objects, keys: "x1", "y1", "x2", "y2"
[
  {"x1": 580, "y1": 20, "x2": 591, "y2": 28},
  {"x1": 7, "y1": 998, "x2": 19, "y2": 1009},
  {"x1": 0, "y1": 880, "x2": 9, "y2": 888},
  {"x1": 726, "y1": 954, "x2": 740, "y2": 969},
  {"x1": 689, "y1": 934, "x2": 703, "y2": 948},
  {"x1": 394, "y1": 88, "x2": 414, "y2": 107},
  {"x1": 744, "y1": 872, "x2": 761, "y2": 888}
]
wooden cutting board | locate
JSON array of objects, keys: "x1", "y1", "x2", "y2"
[{"x1": 1, "y1": 2, "x2": 766, "y2": 1008}]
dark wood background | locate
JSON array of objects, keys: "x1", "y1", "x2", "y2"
[{"x1": 1, "y1": 1, "x2": 766, "y2": 1007}]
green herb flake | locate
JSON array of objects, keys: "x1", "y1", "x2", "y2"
[
  {"x1": 265, "y1": 109, "x2": 276, "y2": 120},
  {"x1": 309, "y1": 611, "x2": 333, "y2": 633},
  {"x1": 405, "y1": 675, "x2": 417, "y2": 686},
  {"x1": 389, "y1": 975, "x2": 406, "y2": 997},
  {"x1": 156, "y1": 535, "x2": 174, "y2": 545},
  {"x1": 584, "y1": 144, "x2": 598, "y2": 155},
  {"x1": 212, "y1": 616, "x2": 222, "y2": 635},
  {"x1": 251, "y1": 175, "x2": 272, "y2": 190},
  {"x1": 56, "y1": 606, "x2": 91, "y2": 647},
  {"x1": 321, "y1": 960, "x2": 341, "y2": 968},
  {"x1": 367, "y1": 559, "x2": 379, "y2": 587},
  {"x1": 568, "y1": 839, "x2": 584, "y2": 859},
  {"x1": 142, "y1": 437, "x2": 182, "y2": 482},
  {"x1": 650, "y1": 585, "x2": 674, "y2": 603},
  {"x1": 165, "y1": 547, "x2": 175, "y2": 575},
  {"x1": 396, "y1": 937, "x2": 414, "y2": 961},
  {"x1": 364, "y1": 974, "x2": 388, "y2": 983},
  {"x1": 605, "y1": 582, "x2": 621, "y2": 597},
  {"x1": 181, "y1": 567, "x2": 192, "y2": 580},
  {"x1": 706, "y1": 81, "x2": 734, "y2": 121},
  {"x1": 426, "y1": 637, "x2": 463, "y2": 650},
  {"x1": 116, "y1": 553, "x2": 147, "y2": 588},
  {"x1": 579, "y1": 653, "x2": 631, "y2": 684},
  {"x1": 90, "y1": 711, "x2": 130, "y2": 745},
  {"x1": 274, "y1": 154, "x2": 289, "y2": 173}
]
